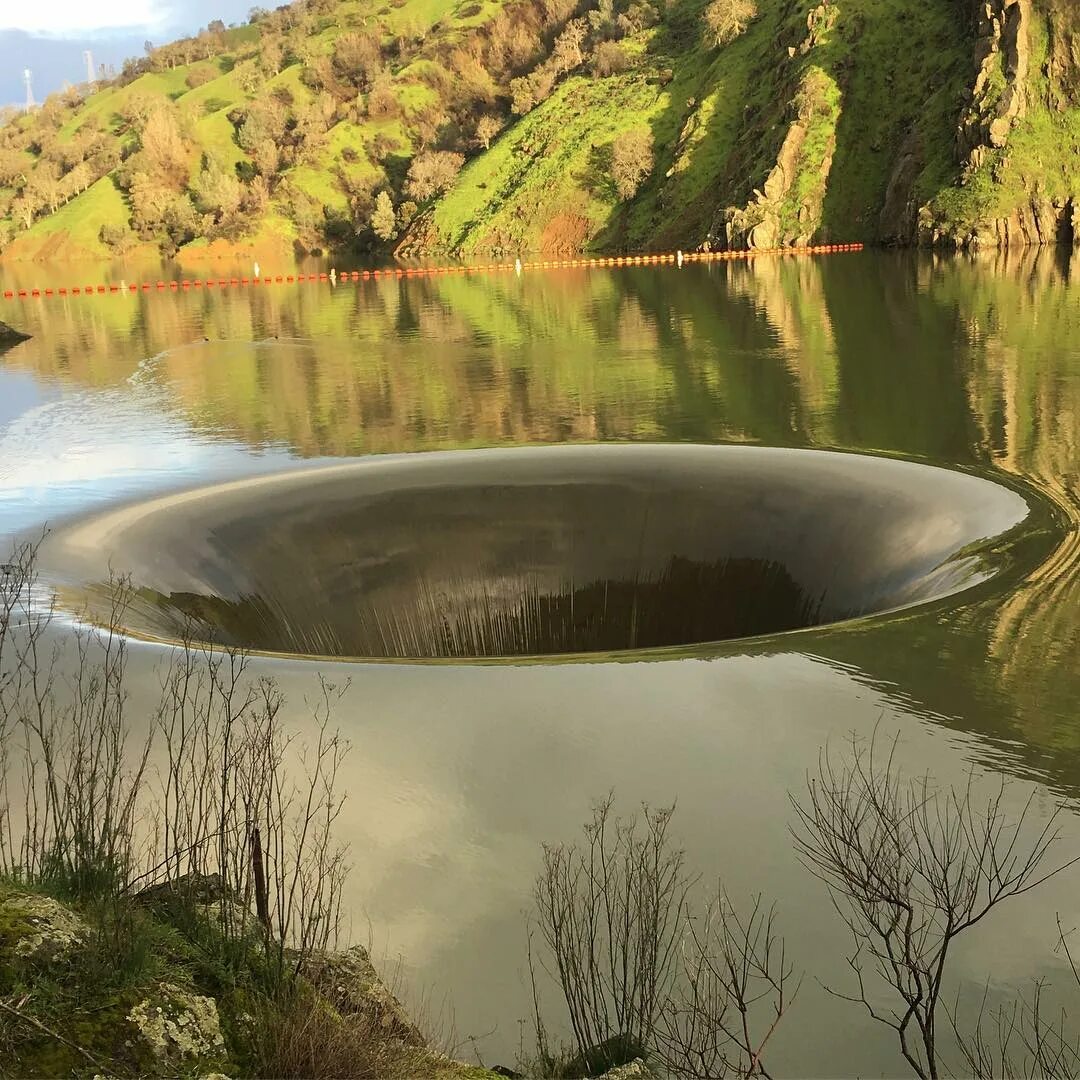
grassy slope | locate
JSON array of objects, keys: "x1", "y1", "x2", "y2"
[
  {"x1": 929, "y1": 9, "x2": 1080, "y2": 233},
  {"x1": 4, "y1": 0, "x2": 1080, "y2": 258},
  {"x1": 2, "y1": 0, "x2": 493, "y2": 260},
  {"x1": 409, "y1": 0, "x2": 972, "y2": 254},
  {"x1": 807, "y1": 0, "x2": 967, "y2": 237},
  {"x1": 425, "y1": 73, "x2": 669, "y2": 254},
  {"x1": 16, "y1": 177, "x2": 132, "y2": 259}
]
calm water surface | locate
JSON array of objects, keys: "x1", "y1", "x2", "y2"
[{"x1": 2, "y1": 250, "x2": 1080, "y2": 1076}]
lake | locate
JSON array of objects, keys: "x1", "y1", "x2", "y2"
[{"x1": 2, "y1": 248, "x2": 1079, "y2": 1076}]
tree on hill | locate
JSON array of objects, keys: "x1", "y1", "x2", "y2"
[
  {"x1": 405, "y1": 150, "x2": 465, "y2": 203},
  {"x1": 703, "y1": 0, "x2": 758, "y2": 47},
  {"x1": 371, "y1": 191, "x2": 397, "y2": 241},
  {"x1": 611, "y1": 127, "x2": 654, "y2": 200},
  {"x1": 0, "y1": 148, "x2": 27, "y2": 189},
  {"x1": 191, "y1": 157, "x2": 244, "y2": 221},
  {"x1": 594, "y1": 41, "x2": 629, "y2": 76},
  {"x1": 475, "y1": 114, "x2": 504, "y2": 150},
  {"x1": 332, "y1": 31, "x2": 384, "y2": 89},
  {"x1": 135, "y1": 106, "x2": 191, "y2": 190}
]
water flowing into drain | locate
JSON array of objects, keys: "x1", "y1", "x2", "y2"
[{"x1": 40, "y1": 445, "x2": 1036, "y2": 660}]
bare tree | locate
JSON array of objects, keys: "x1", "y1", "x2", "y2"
[
  {"x1": 656, "y1": 891, "x2": 797, "y2": 1079},
  {"x1": 703, "y1": 0, "x2": 758, "y2": 48},
  {"x1": 532, "y1": 795, "x2": 693, "y2": 1073},
  {"x1": 942, "y1": 908, "x2": 1080, "y2": 1080},
  {"x1": 0, "y1": 540, "x2": 351, "y2": 989},
  {"x1": 947, "y1": 977, "x2": 1080, "y2": 1080},
  {"x1": 146, "y1": 632, "x2": 350, "y2": 981},
  {"x1": 0, "y1": 548, "x2": 151, "y2": 896},
  {"x1": 791, "y1": 729, "x2": 1078, "y2": 1080}
]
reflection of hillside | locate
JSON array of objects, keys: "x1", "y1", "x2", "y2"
[
  {"x1": 943, "y1": 250, "x2": 1080, "y2": 747},
  {"x1": 6, "y1": 255, "x2": 1080, "y2": 775},
  {"x1": 4, "y1": 266, "x2": 837, "y2": 454},
  {"x1": 723, "y1": 257, "x2": 839, "y2": 444},
  {"x1": 808, "y1": 249, "x2": 1080, "y2": 788}
]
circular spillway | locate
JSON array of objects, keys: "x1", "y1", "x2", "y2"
[{"x1": 39, "y1": 444, "x2": 1036, "y2": 660}]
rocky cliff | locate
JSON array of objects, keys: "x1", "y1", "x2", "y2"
[{"x1": 693, "y1": 0, "x2": 1080, "y2": 252}]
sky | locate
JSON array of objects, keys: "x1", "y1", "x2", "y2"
[{"x1": 0, "y1": 0, "x2": 256, "y2": 106}]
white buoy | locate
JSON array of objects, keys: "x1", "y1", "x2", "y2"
[
  {"x1": 254, "y1": 260, "x2": 260, "y2": 279},
  {"x1": 677, "y1": 249, "x2": 684, "y2": 267},
  {"x1": 514, "y1": 257, "x2": 522, "y2": 276}
]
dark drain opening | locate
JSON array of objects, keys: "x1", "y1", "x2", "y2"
[{"x1": 146, "y1": 555, "x2": 821, "y2": 658}]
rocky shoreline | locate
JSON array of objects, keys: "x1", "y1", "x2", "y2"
[{"x1": 0, "y1": 877, "x2": 654, "y2": 1079}]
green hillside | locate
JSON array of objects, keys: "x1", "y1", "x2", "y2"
[{"x1": 0, "y1": 0, "x2": 1078, "y2": 260}]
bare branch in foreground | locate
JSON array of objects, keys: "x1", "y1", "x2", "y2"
[{"x1": 791, "y1": 727, "x2": 1079, "y2": 1080}]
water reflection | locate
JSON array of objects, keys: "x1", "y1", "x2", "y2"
[
  {"x1": 3, "y1": 249, "x2": 1080, "y2": 761},
  {"x1": 2, "y1": 248, "x2": 1080, "y2": 1072}
]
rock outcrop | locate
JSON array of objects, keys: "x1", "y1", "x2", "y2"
[
  {"x1": 302, "y1": 944, "x2": 427, "y2": 1046},
  {"x1": 0, "y1": 320, "x2": 30, "y2": 350},
  {"x1": 0, "y1": 893, "x2": 88, "y2": 962},
  {"x1": 712, "y1": 64, "x2": 838, "y2": 252},
  {"x1": 878, "y1": 128, "x2": 925, "y2": 243},
  {"x1": 0, "y1": 875, "x2": 506, "y2": 1080},
  {"x1": 719, "y1": 122, "x2": 810, "y2": 250},
  {"x1": 1043, "y1": 0, "x2": 1080, "y2": 110},
  {"x1": 956, "y1": 0, "x2": 1032, "y2": 168},
  {"x1": 916, "y1": 0, "x2": 1080, "y2": 249},
  {"x1": 127, "y1": 983, "x2": 228, "y2": 1069}
]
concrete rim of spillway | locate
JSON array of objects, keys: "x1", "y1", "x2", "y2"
[{"x1": 34, "y1": 443, "x2": 1062, "y2": 664}]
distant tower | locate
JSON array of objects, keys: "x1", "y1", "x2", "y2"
[
  {"x1": 84, "y1": 50, "x2": 95, "y2": 83},
  {"x1": 23, "y1": 69, "x2": 34, "y2": 111}
]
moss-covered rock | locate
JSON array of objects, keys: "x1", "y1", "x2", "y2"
[
  {"x1": 0, "y1": 877, "x2": 502, "y2": 1080},
  {"x1": 596, "y1": 1059, "x2": 656, "y2": 1080},
  {"x1": 0, "y1": 893, "x2": 88, "y2": 962},
  {"x1": 302, "y1": 944, "x2": 426, "y2": 1045},
  {"x1": 127, "y1": 982, "x2": 227, "y2": 1069}
]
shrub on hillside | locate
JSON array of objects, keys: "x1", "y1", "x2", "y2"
[
  {"x1": 475, "y1": 114, "x2": 504, "y2": 150},
  {"x1": 99, "y1": 222, "x2": 137, "y2": 254},
  {"x1": 404, "y1": 150, "x2": 464, "y2": 202},
  {"x1": 371, "y1": 191, "x2": 397, "y2": 241},
  {"x1": 619, "y1": 0, "x2": 659, "y2": 32},
  {"x1": 703, "y1": 0, "x2": 758, "y2": 47},
  {"x1": 332, "y1": 30, "x2": 384, "y2": 88},
  {"x1": 185, "y1": 66, "x2": 218, "y2": 90},
  {"x1": 611, "y1": 127, "x2": 653, "y2": 200},
  {"x1": 369, "y1": 131, "x2": 402, "y2": 162},
  {"x1": 510, "y1": 68, "x2": 556, "y2": 115},
  {"x1": 367, "y1": 74, "x2": 400, "y2": 120},
  {"x1": 594, "y1": 41, "x2": 629, "y2": 76}
]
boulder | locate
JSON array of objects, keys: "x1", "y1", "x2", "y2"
[
  {"x1": 0, "y1": 892, "x2": 88, "y2": 962},
  {"x1": 0, "y1": 320, "x2": 30, "y2": 349},
  {"x1": 301, "y1": 944, "x2": 426, "y2": 1046},
  {"x1": 597, "y1": 1060, "x2": 656, "y2": 1080},
  {"x1": 127, "y1": 982, "x2": 227, "y2": 1067},
  {"x1": 136, "y1": 871, "x2": 260, "y2": 941},
  {"x1": 562, "y1": 1033, "x2": 645, "y2": 1077},
  {"x1": 136, "y1": 872, "x2": 230, "y2": 907}
]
